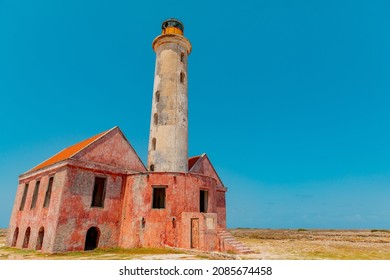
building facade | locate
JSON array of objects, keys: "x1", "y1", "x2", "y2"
[{"x1": 6, "y1": 19, "x2": 251, "y2": 254}]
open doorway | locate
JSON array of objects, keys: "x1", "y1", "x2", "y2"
[
  {"x1": 84, "y1": 227, "x2": 100, "y2": 251},
  {"x1": 36, "y1": 227, "x2": 44, "y2": 250}
]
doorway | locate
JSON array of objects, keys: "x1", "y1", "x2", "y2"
[
  {"x1": 84, "y1": 227, "x2": 100, "y2": 251},
  {"x1": 190, "y1": 218, "x2": 199, "y2": 249},
  {"x1": 36, "y1": 227, "x2": 44, "y2": 250}
]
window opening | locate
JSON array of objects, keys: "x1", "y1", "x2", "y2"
[
  {"x1": 152, "y1": 186, "x2": 166, "y2": 209},
  {"x1": 155, "y1": 91, "x2": 160, "y2": 102},
  {"x1": 19, "y1": 183, "x2": 29, "y2": 211},
  {"x1": 43, "y1": 177, "x2": 54, "y2": 208},
  {"x1": 152, "y1": 138, "x2": 156, "y2": 151},
  {"x1": 154, "y1": 113, "x2": 158, "y2": 125},
  {"x1": 91, "y1": 177, "x2": 106, "y2": 208},
  {"x1": 30, "y1": 180, "x2": 40, "y2": 209},
  {"x1": 200, "y1": 190, "x2": 208, "y2": 213},
  {"x1": 180, "y1": 72, "x2": 185, "y2": 83},
  {"x1": 172, "y1": 217, "x2": 176, "y2": 228}
]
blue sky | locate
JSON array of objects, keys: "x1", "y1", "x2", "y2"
[{"x1": 1, "y1": 0, "x2": 389, "y2": 229}]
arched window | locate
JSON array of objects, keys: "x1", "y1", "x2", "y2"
[
  {"x1": 150, "y1": 164, "x2": 155, "y2": 171},
  {"x1": 12, "y1": 227, "x2": 19, "y2": 247},
  {"x1": 23, "y1": 227, "x2": 31, "y2": 248},
  {"x1": 180, "y1": 52, "x2": 184, "y2": 63},
  {"x1": 152, "y1": 138, "x2": 156, "y2": 151},
  {"x1": 180, "y1": 72, "x2": 185, "y2": 83},
  {"x1": 36, "y1": 227, "x2": 44, "y2": 250},
  {"x1": 84, "y1": 227, "x2": 100, "y2": 251},
  {"x1": 154, "y1": 113, "x2": 158, "y2": 125}
]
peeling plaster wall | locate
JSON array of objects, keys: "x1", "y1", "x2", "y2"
[
  {"x1": 120, "y1": 172, "x2": 219, "y2": 251},
  {"x1": 6, "y1": 168, "x2": 67, "y2": 252},
  {"x1": 74, "y1": 128, "x2": 145, "y2": 172},
  {"x1": 189, "y1": 156, "x2": 227, "y2": 228},
  {"x1": 147, "y1": 41, "x2": 189, "y2": 172},
  {"x1": 52, "y1": 166, "x2": 124, "y2": 252}
]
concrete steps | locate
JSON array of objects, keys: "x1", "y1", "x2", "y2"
[{"x1": 217, "y1": 228, "x2": 254, "y2": 254}]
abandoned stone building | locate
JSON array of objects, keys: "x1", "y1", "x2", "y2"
[{"x1": 6, "y1": 19, "x2": 251, "y2": 254}]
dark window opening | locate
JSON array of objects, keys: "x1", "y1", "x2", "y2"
[
  {"x1": 141, "y1": 217, "x2": 146, "y2": 229},
  {"x1": 19, "y1": 184, "x2": 29, "y2": 211},
  {"x1": 91, "y1": 177, "x2": 106, "y2": 208},
  {"x1": 150, "y1": 164, "x2": 155, "y2": 171},
  {"x1": 154, "y1": 113, "x2": 158, "y2": 125},
  {"x1": 200, "y1": 190, "x2": 208, "y2": 213},
  {"x1": 180, "y1": 52, "x2": 184, "y2": 63},
  {"x1": 172, "y1": 217, "x2": 176, "y2": 228},
  {"x1": 36, "y1": 227, "x2": 44, "y2": 250},
  {"x1": 152, "y1": 138, "x2": 156, "y2": 151},
  {"x1": 23, "y1": 227, "x2": 31, "y2": 248},
  {"x1": 152, "y1": 187, "x2": 166, "y2": 209},
  {"x1": 155, "y1": 91, "x2": 160, "y2": 102},
  {"x1": 12, "y1": 227, "x2": 19, "y2": 247},
  {"x1": 180, "y1": 72, "x2": 185, "y2": 83},
  {"x1": 84, "y1": 227, "x2": 100, "y2": 251},
  {"x1": 43, "y1": 177, "x2": 54, "y2": 208},
  {"x1": 30, "y1": 180, "x2": 40, "y2": 209}
]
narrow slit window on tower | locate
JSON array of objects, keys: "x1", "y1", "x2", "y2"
[
  {"x1": 30, "y1": 180, "x2": 40, "y2": 210},
  {"x1": 43, "y1": 176, "x2": 54, "y2": 208},
  {"x1": 200, "y1": 190, "x2": 208, "y2": 213},
  {"x1": 154, "y1": 113, "x2": 158, "y2": 125},
  {"x1": 180, "y1": 52, "x2": 184, "y2": 62},
  {"x1": 155, "y1": 91, "x2": 160, "y2": 102},
  {"x1": 180, "y1": 72, "x2": 185, "y2": 83},
  {"x1": 150, "y1": 164, "x2": 155, "y2": 171},
  {"x1": 152, "y1": 186, "x2": 166, "y2": 209},
  {"x1": 152, "y1": 138, "x2": 156, "y2": 151},
  {"x1": 19, "y1": 183, "x2": 29, "y2": 211},
  {"x1": 91, "y1": 177, "x2": 106, "y2": 208}
]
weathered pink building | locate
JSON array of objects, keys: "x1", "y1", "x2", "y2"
[{"x1": 6, "y1": 19, "x2": 251, "y2": 254}]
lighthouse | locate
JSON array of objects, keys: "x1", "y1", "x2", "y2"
[{"x1": 147, "y1": 18, "x2": 192, "y2": 172}]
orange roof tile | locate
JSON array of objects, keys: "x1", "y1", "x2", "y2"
[{"x1": 30, "y1": 129, "x2": 110, "y2": 172}]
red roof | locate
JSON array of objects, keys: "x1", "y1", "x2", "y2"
[{"x1": 30, "y1": 129, "x2": 109, "y2": 172}]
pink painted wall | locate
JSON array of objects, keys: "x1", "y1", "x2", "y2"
[
  {"x1": 74, "y1": 128, "x2": 146, "y2": 172},
  {"x1": 53, "y1": 166, "x2": 125, "y2": 252},
  {"x1": 7, "y1": 167, "x2": 67, "y2": 252},
  {"x1": 120, "y1": 172, "x2": 220, "y2": 251}
]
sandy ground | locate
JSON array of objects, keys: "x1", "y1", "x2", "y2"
[
  {"x1": 1, "y1": 228, "x2": 390, "y2": 260},
  {"x1": 232, "y1": 229, "x2": 390, "y2": 260}
]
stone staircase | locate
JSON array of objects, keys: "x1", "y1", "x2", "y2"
[{"x1": 217, "y1": 228, "x2": 254, "y2": 254}]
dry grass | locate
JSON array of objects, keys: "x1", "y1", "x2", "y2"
[
  {"x1": 231, "y1": 228, "x2": 390, "y2": 260},
  {"x1": 2, "y1": 228, "x2": 390, "y2": 260}
]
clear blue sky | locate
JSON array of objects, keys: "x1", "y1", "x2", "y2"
[{"x1": 1, "y1": 0, "x2": 389, "y2": 229}]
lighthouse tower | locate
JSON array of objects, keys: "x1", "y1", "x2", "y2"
[{"x1": 147, "y1": 19, "x2": 192, "y2": 172}]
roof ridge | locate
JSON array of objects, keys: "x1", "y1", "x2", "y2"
[{"x1": 28, "y1": 127, "x2": 116, "y2": 173}]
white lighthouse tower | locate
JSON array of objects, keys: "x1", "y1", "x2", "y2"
[{"x1": 147, "y1": 19, "x2": 192, "y2": 172}]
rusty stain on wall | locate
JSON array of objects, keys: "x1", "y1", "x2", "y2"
[{"x1": 5, "y1": 19, "x2": 250, "y2": 254}]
